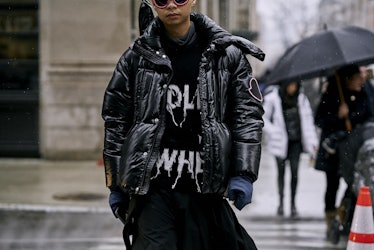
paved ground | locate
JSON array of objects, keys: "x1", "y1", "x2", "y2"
[
  {"x1": 0, "y1": 151, "x2": 350, "y2": 249},
  {"x1": 0, "y1": 159, "x2": 108, "y2": 209},
  {"x1": 0, "y1": 152, "x2": 345, "y2": 215}
]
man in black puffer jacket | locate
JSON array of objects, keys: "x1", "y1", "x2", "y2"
[{"x1": 102, "y1": 0, "x2": 265, "y2": 249}]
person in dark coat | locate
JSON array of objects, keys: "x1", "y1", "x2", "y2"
[
  {"x1": 101, "y1": 0, "x2": 265, "y2": 249},
  {"x1": 314, "y1": 64, "x2": 373, "y2": 239}
]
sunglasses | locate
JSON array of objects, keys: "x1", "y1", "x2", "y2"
[{"x1": 153, "y1": 0, "x2": 189, "y2": 9}]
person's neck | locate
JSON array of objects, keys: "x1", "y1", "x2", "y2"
[{"x1": 165, "y1": 21, "x2": 191, "y2": 39}]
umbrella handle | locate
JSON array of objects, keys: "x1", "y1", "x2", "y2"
[
  {"x1": 334, "y1": 71, "x2": 352, "y2": 132},
  {"x1": 345, "y1": 118, "x2": 352, "y2": 132}
]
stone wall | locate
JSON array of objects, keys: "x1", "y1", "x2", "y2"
[
  {"x1": 38, "y1": 0, "x2": 262, "y2": 160},
  {"x1": 39, "y1": 0, "x2": 133, "y2": 159}
]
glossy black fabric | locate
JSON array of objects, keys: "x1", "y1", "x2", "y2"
[
  {"x1": 138, "y1": 2, "x2": 154, "y2": 36},
  {"x1": 101, "y1": 13, "x2": 265, "y2": 195}
]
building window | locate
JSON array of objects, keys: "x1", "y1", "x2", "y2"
[{"x1": 0, "y1": 0, "x2": 39, "y2": 157}]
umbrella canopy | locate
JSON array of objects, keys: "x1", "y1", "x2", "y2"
[{"x1": 266, "y1": 26, "x2": 374, "y2": 85}]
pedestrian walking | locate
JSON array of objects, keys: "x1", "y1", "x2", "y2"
[
  {"x1": 262, "y1": 81, "x2": 318, "y2": 217},
  {"x1": 314, "y1": 64, "x2": 374, "y2": 240},
  {"x1": 101, "y1": 0, "x2": 265, "y2": 249}
]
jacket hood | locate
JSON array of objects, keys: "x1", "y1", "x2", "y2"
[
  {"x1": 139, "y1": 13, "x2": 265, "y2": 61},
  {"x1": 191, "y1": 13, "x2": 265, "y2": 61}
]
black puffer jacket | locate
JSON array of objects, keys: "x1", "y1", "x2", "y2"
[{"x1": 102, "y1": 13, "x2": 265, "y2": 196}]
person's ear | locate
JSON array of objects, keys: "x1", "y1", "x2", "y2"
[{"x1": 191, "y1": 0, "x2": 196, "y2": 7}]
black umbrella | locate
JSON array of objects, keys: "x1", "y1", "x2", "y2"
[{"x1": 266, "y1": 25, "x2": 374, "y2": 85}]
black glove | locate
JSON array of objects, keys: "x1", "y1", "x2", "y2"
[
  {"x1": 228, "y1": 176, "x2": 253, "y2": 210},
  {"x1": 109, "y1": 190, "x2": 129, "y2": 223}
]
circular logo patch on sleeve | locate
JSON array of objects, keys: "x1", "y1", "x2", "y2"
[{"x1": 248, "y1": 77, "x2": 263, "y2": 102}]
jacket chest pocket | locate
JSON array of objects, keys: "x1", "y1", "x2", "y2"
[{"x1": 135, "y1": 70, "x2": 167, "y2": 122}]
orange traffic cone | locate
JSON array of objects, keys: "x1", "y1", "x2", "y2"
[{"x1": 346, "y1": 186, "x2": 374, "y2": 250}]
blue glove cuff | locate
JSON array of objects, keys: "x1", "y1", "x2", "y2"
[
  {"x1": 109, "y1": 190, "x2": 129, "y2": 217},
  {"x1": 228, "y1": 176, "x2": 253, "y2": 210}
]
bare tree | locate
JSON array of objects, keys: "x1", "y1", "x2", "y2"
[{"x1": 272, "y1": 0, "x2": 321, "y2": 49}]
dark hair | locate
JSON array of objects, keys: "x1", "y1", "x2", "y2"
[
  {"x1": 279, "y1": 81, "x2": 300, "y2": 97},
  {"x1": 279, "y1": 81, "x2": 300, "y2": 109},
  {"x1": 326, "y1": 64, "x2": 360, "y2": 93},
  {"x1": 338, "y1": 64, "x2": 360, "y2": 80}
]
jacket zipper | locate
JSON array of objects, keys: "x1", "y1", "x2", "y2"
[{"x1": 137, "y1": 59, "x2": 173, "y2": 195}]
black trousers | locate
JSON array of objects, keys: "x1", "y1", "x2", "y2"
[
  {"x1": 131, "y1": 188, "x2": 257, "y2": 250},
  {"x1": 275, "y1": 141, "x2": 302, "y2": 206},
  {"x1": 325, "y1": 170, "x2": 340, "y2": 211}
]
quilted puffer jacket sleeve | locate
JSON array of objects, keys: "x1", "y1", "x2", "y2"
[
  {"x1": 102, "y1": 50, "x2": 136, "y2": 190},
  {"x1": 227, "y1": 49, "x2": 264, "y2": 183}
]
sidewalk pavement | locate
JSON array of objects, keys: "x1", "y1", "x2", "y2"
[
  {"x1": 0, "y1": 151, "x2": 348, "y2": 219},
  {"x1": 0, "y1": 159, "x2": 110, "y2": 213}
]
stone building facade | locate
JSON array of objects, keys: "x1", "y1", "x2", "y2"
[
  {"x1": 0, "y1": 0, "x2": 261, "y2": 159},
  {"x1": 319, "y1": 0, "x2": 374, "y2": 29}
]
